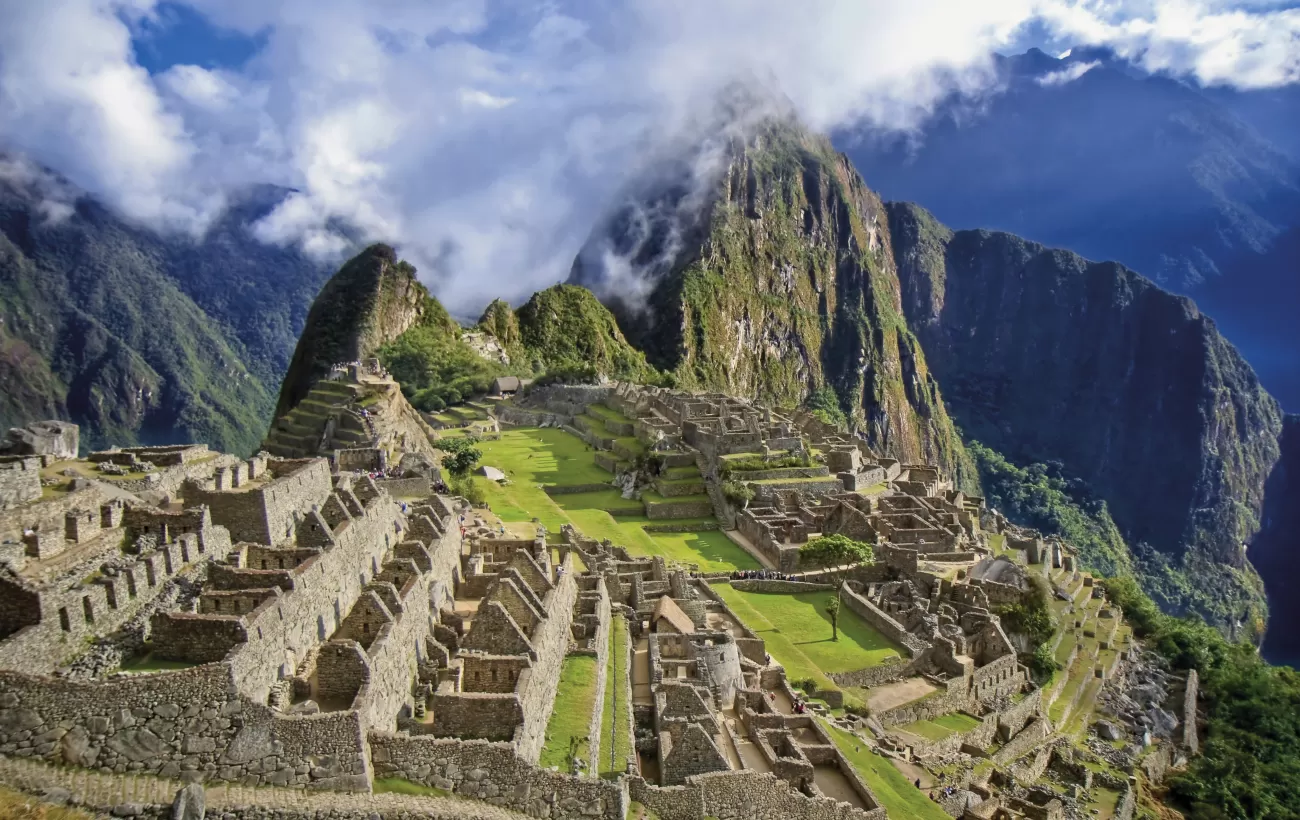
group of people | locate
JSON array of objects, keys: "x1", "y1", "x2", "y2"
[{"x1": 729, "y1": 569, "x2": 793, "y2": 581}]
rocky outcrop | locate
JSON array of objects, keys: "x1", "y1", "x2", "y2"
[
  {"x1": 569, "y1": 117, "x2": 974, "y2": 486},
  {"x1": 1254, "y1": 415, "x2": 1300, "y2": 665},
  {"x1": 888, "y1": 201, "x2": 1283, "y2": 626},
  {"x1": 275, "y1": 244, "x2": 438, "y2": 419}
]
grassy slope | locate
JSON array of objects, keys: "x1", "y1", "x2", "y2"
[
  {"x1": 474, "y1": 428, "x2": 757, "y2": 573},
  {"x1": 823, "y1": 723, "x2": 951, "y2": 820},
  {"x1": 598, "y1": 615, "x2": 634, "y2": 778},
  {"x1": 539, "y1": 654, "x2": 601, "y2": 771}
]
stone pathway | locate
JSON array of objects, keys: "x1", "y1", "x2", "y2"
[{"x1": 0, "y1": 757, "x2": 530, "y2": 819}]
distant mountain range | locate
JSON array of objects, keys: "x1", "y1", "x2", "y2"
[
  {"x1": 0, "y1": 159, "x2": 333, "y2": 454},
  {"x1": 838, "y1": 47, "x2": 1300, "y2": 409}
]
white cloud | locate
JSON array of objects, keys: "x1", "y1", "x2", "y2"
[
  {"x1": 1037, "y1": 0, "x2": 1300, "y2": 88},
  {"x1": 0, "y1": 0, "x2": 1295, "y2": 311},
  {"x1": 1037, "y1": 59, "x2": 1102, "y2": 85}
]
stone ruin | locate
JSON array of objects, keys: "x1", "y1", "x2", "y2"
[{"x1": 0, "y1": 392, "x2": 1201, "y2": 820}]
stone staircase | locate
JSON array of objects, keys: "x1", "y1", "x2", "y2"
[{"x1": 262, "y1": 380, "x2": 374, "y2": 458}]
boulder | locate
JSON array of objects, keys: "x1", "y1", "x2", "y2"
[
  {"x1": 1094, "y1": 720, "x2": 1123, "y2": 741},
  {"x1": 477, "y1": 465, "x2": 506, "y2": 481},
  {"x1": 172, "y1": 783, "x2": 205, "y2": 820}
]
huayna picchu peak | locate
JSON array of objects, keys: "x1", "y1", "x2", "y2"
[{"x1": 2, "y1": 22, "x2": 1299, "y2": 820}]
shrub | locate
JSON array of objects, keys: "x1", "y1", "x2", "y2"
[
  {"x1": 805, "y1": 386, "x2": 847, "y2": 429},
  {"x1": 448, "y1": 475, "x2": 485, "y2": 506},
  {"x1": 721, "y1": 479, "x2": 754, "y2": 506}
]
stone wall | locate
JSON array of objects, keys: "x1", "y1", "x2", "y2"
[
  {"x1": 375, "y1": 477, "x2": 431, "y2": 499},
  {"x1": 514, "y1": 555, "x2": 578, "y2": 763},
  {"x1": 184, "y1": 459, "x2": 332, "y2": 546},
  {"x1": 991, "y1": 718, "x2": 1051, "y2": 766},
  {"x1": 0, "y1": 663, "x2": 369, "y2": 790},
  {"x1": 645, "y1": 499, "x2": 715, "y2": 520},
  {"x1": 0, "y1": 534, "x2": 221, "y2": 674},
  {"x1": 225, "y1": 497, "x2": 403, "y2": 704},
  {"x1": 582, "y1": 581, "x2": 612, "y2": 776},
  {"x1": 839, "y1": 584, "x2": 926, "y2": 657},
  {"x1": 729, "y1": 579, "x2": 834, "y2": 594},
  {"x1": 0, "y1": 459, "x2": 41, "y2": 511},
  {"x1": 369, "y1": 734, "x2": 625, "y2": 820},
  {"x1": 828, "y1": 658, "x2": 916, "y2": 690},
  {"x1": 354, "y1": 567, "x2": 437, "y2": 731},
  {"x1": 629, "y1": 770, "x2": 887, "y2": 820}
]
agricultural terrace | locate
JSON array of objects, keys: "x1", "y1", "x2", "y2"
[
  {"x1": 713, "y1": 585, "x2": 905, "y2": 699},
  {"x1": 471, "y1": 428, "x2": 758, "y2": 573}
]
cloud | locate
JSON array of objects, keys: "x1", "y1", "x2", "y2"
[
  {"x1": 1037, "y1": 0, "x2": 1300, "y2": 88},
  {"x1": 0, "y1": 0, "x2": 1296, "y2": 312},
  {"x1": 1037, "y1": 59, "x2": 1102, "y2": 85}
]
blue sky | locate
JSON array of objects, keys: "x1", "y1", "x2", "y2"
[
  {"x1": 131, "y1": 2, "x2": 265, "y2": 74},
  {"x1": 2, "y1": 0, "x2": 1297, "y2": 308}
]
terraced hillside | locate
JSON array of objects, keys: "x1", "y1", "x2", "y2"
[{"x1": 471, "y1": 426, "x2": 756, "y2": 573}]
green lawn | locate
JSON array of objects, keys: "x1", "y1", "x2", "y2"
[
  {"x1": 599, "y1": 615, "x2": 634, "y2": 778},
  {"x1": 933, "y1": 712, "x2": 982, "y2": 733},
  {"x1": 539, "y1": 654, "x2": 601, "y2": 771},
  {"x1": 823, "y1": 723, "x2": 951, "y2": 820},
  {"x1": 898, "y1": 719, "x2": 953, "y2": 742},
  {"x1": 472, "y1": 429, "x2": 757, "y2": 573},
  {"x1": 713, "y1": 585, "x2": 904, "y2": 692},
  {"x1": 586, "y1": 403, "x2": 634, "y2": 425}
]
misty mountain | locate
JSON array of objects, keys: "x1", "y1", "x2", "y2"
[
  {"x1": 839, "y1": 47, "x2": 1300, "y2": 408},
  {"x1": 0, "y1": 158, "x2": 333, "y2": 454}
]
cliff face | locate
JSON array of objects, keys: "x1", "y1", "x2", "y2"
[
  {"x1": 888, "y1": 201, "x2": 1283, "y2": 624},
  {"x1": 275, "y1": 244, "x2": 435, "y2": 419},
  {"x1": 1254, "y1": 415, "x2": 1300, "y2": 665},
  {"x1": 569, "y1": 119, "x2": 974, "y2": 486}
]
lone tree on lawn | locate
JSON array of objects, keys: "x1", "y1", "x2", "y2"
[
  {"x1": 825, "y1": 594, "x2": 841, "y2": 642},
  {"x1": 440, "y1": 436, "x2": 482, "y2": 478}
]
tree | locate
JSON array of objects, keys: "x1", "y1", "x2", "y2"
[
  {"x1": 799, "y1": 534, "x2": 874, "y2": 568},
  {"x1": 440, "y1": 437, "x2": 482, "y2": 479},
  {"x1": 825, "y1": 595, "x2": 841, "y2": 642}
]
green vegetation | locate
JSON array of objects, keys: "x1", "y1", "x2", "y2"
[
  {"x1": 472, "y1": 428, "x2": 757, "y2": 573},
  {"x1": 1102, "y1": 575, "x2": 1300, "y2": 819},
  {"x1": 823, "y1": 723, "x2": 950, "y2": 820},
  {"x1": 898, "y1": 712, "x2": 981, "y2": 742},
  {"x1": 825, "y1": 595, "x2": 841, "y2": 641},
  {"x1": 380, "y1": 319, "x2": 506, "y2": 412},
  {"x1": 969, "y1": 439, "x2": 1266, "y2": 641},
  {"x1": 968, "y1": 441, "x2": 1131, "y2": 578},
  {"x1": 598, "y1": 615, "x2": 634, "y2": 778},
  {"x1": 720, "y1": 478, "x2": 754, "y2": 506},
  {"x1": 805, "y1": 386, "x2": 847, "y2": 428},
  {"x1": 539, "y1": 655, "x2": 600, "y2": 772},
  {"x1": 515, "y1": 285, "x2": 660, "y2": 383},
  {"x1": 994, "y1": 573, "x2": 1056, "y2": 679},
  {"x1": 799, "y1": 534, "x2": 874, "y2": 568},
  {"x1": 714, "y1": 585, "x2": 903, "y2": 692},
  {"x1": 439, "y1": 436, "x2": 482, "y2": 478}
]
